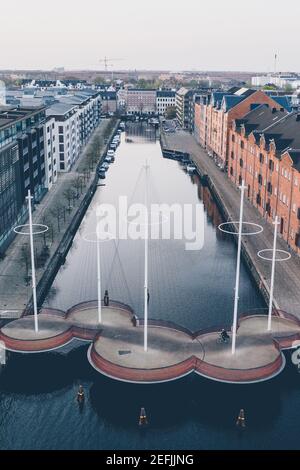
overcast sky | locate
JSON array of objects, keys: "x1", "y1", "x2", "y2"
[{"x1": 0, "y1": 0, "x2": 298, "y2": 72}]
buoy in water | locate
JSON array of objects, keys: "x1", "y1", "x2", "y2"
[
  {"x1": 77, "y1": 385, "x2": 85, "y2": 402},
  {"x1": 139, "y1": 407, "x2": 148, "y2": 426},
  {"x1": 236, "y1": 409, "x2": 246, "y2": 428}
]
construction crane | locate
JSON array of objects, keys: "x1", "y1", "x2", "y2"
[{"x1": 99, "y1": 57, "x2": 124, "y2": 81}]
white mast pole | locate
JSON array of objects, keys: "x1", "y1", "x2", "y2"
[
  {"x1": 144, "y1": 162, "x2": 149, "y2": 352},
  {"x1": 27, "y1": 190, "x2": 38, "y2": 333},
  {"x1": 96, "y1": 233, "x2": 102, "y2": 324},
  {"x1": 232, "y1": 180, "x2": 246, "y2": 354},
  {"x1": 268, "y1": 216, "x2": 279, "y2": 331},
  {"x1": 95, "y1": 207, "x2": 102, "y2": 324}
]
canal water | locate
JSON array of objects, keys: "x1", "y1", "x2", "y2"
[{"x1": 0, "y1": 123, "x2": 299, "y2": 450}]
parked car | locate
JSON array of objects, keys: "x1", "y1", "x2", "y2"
[{"x1": 98, "y1": 169, "x2": 106, "y2": 179}]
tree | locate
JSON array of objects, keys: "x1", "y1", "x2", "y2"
[
  {"x1": 63, "y1": 187, "x2": 75, "y2": 212},
  {"x1": 40, "y1": 215, "x2": 52, "y2": 246},
  {"x1": 263, "y1": 84, "x2": 278, "y2": 91},
  {"x1": 284, "y1": 83, "x2": 293, "y2": 93},
  {"x1": 139, "y1": 100, "x2": 144, "y2": 116},
  {"x1": 165, "y1": 106, "x2": 177, "y2": 119},
  {"x1": 50, "y1": 203, "x2": 65, "y2": 232},
  {"x1": 72, "y1": 176, "x2": 84, "y2": 199},
  {"x1": 20, "y1": 244, "x2": 31, "y2": 284},
  {"x1": 94, "y1": 76, "x2": 106, "y2": 85}
]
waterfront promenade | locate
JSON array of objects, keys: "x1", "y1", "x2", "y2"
[
  {"x1": 0, "y1": 119, "x2": 117, "y2": 318},
  {"x1": 161, "y1": 130, "x2": 300, "y2": 317}
]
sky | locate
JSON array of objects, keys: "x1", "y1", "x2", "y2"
[{"x1": 0, "y1": 0, "x2": 299, "y2": 72}]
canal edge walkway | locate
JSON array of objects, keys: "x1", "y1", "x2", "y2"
[
  {"x1": 0, "y1": 118, "x2": 120, "y2": 319},
  {"x1": 160, "y1": 130, "x2": 300, "y2": 317}
]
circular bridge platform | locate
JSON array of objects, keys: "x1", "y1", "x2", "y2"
[{"x1": 0, "y1": 301, "x2": 300, "y2": 384}]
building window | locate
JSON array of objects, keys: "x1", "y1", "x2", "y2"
[
  {"x1": 267, "y1": 182, "x2": 272, "y2": 194},
  {"x1": 258, "y1": 174, "x2": 262, "y2": 185},
  {"x1": 256, "y1": 193, "x2": 261, "y2": 206}
]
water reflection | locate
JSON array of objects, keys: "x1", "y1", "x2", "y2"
[{"x1": 45, "y1": 124, "x2": 265, "y2": 332}]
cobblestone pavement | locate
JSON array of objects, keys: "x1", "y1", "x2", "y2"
[
  {"x1": 162, "y1": 130, "x2": 300, "y2": 317},
  {"x1": 0, "y1": 119, "x2": 117, "y2": 316}
]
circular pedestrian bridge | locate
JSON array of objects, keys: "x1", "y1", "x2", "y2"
[{"x1": 1, "y1": 301, "x2": 300, "y2": 384}]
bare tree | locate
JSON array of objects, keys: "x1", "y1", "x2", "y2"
[
  {"x1": 50, "y1": 203, "x2": 65, "y2": 232},
  {"x1": 63, "y1": 187, "x2": 75, "y2": 213},
  {"x1": 72, "y1": 176, "x2": 84, "y2": 199},
  {"x1": 20, "y1": 244, "x2": 30, "y2": 284}
]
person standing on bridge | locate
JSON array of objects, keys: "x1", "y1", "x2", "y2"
[{"x1": 104, "y1": 290, "x2": 110, "y2": 307}]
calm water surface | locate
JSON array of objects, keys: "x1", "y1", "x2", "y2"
[{"x1": 0, "y1": 124, "x2": 299, "y2": 450}]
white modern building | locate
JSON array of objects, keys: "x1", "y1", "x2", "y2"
[
  {"x1": 252, "y1": 73, "x2": 300, "y2": 90},
  {"x1": 46, "y1": 103, "x2": 81, "y2": 172},
  {"x1": 156, "y1": 90, "x2": 176, "y2": 115},
  {"x1": 0, "y1": 81, "x2": 6, "y2": 105}
]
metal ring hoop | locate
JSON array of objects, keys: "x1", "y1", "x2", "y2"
[
  {"x1": 81, "y1": 231, "x2": 115, "y2": 244},
  {"x1": 14, "y1": 224, "x2": 49, "y2": 236},
  {"x1": 218, "y1": 221, "x2": 263, "y2": 236},
  {"x1": 257, "y1": 249, "x2": 291, "y2": 262}
]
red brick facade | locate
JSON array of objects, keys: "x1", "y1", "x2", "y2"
[
  {"x1": 228, "y1": 121, "x2": 300, "y2": 254},
  {"x1": 196, "y1": 90, "x2": 284, "y2": 169}
]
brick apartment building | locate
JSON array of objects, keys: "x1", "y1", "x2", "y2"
[
  {"x1": 194, "y1": 93, "x2": 210, "y2": 148},
  {"x1": 196, "y1": 87, "x2": 291, "y2": 170},
  {"x1": 117, "y1": 89, "x2": 156, "y2": 115},
  {"x1": 228, "y1": 104, "x2": 300, "y2": 254}
]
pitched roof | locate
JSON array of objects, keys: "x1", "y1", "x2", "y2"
[
  {"x1": 223, "y1": 95, "x2": 244, "y2": 112},
  {"x1": 261, "y1": 113, "x2": 300, "y2": 154},
  {"x1": 270, "y1": 95, "x2": 292, "y2": 112},
  {"x1": 235, "y1": 104, "x2": 289, "y2": 136},
  {"x1": 287, "y1": 150, "x2": 300, "y2": 171}
]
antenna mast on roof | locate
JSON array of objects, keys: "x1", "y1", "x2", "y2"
[{"x1": 274, "y1": 53, "x2": 278, "y2": 75}]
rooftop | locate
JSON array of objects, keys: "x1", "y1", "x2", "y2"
[
  {"x1": 46, "y1": 102, "x2": 76, "y2": 117},
  {"x1": 0, "y1": 106, "x2": 45, "y2": 129},
  {"x1": 235, "y1": 104, "x2": 289, "y2": 136},
  {"x1": 157, "y1": 90, "x2": 176, "y2": 97}
]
